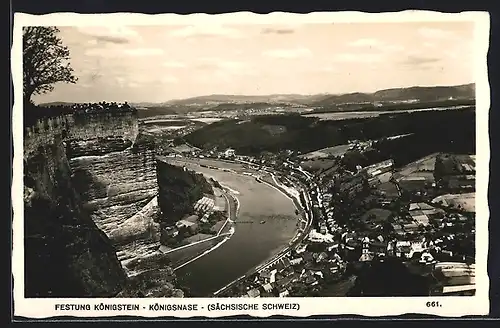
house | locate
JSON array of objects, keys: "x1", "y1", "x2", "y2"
[
  {"x1": 259, "y1": 270, "x2": 272, "y2": 284},
  {"x1": 395, "y1": 241, "x2": 413, "y2": 258},
  {"x1": 369, "y1": 240, "x2": 387, "y2": 254},
  {"x1": 290, "y1": 257, "x2": 303, "y2": 266},
  {"x1": 419, "y1": 251, "x2": 436, "y2": 264},
  {"x1": 275, "y1": 258, "x2": 291, "y2": 272},
  {"x1": 316, "y1": 252, "x2": 329, "y2": 263},
  {"x1": 164, "y1": 226, "x2": 179, "y2": 238},
  {"x1": 276, "y1": 273, "x2": 299, "y2": 290},
  {"x1": 304, "y1": 274, "x2": 318, "y2": 286},
  {"x1": 223, "y1": 148, "x2": 236, "y2": 158},
  {"x1": 359, "y1": 252, "x2": 374, "y2": 262},
  {"x1": 391, "y1": 223, "x2": 405, "y2": 236},
  {"x1": 365, "y1": 159, "x2": 394, "y2": 177},
  {"x1": 403, "y1": 222, "x2": 419, "y2": 232},
  {"x1": 175, "y1": 220, "x2": 198, "y2": 233},
  {"x1": 327, "y1": 244, "x2": 339, "y2": 252},
  {"x1": 345, "y1": 238, "x2": 360, "y2": 250},
  {"x1": 277, "y1": 286, "x2": 290, "y2": 297},
  {"x1": 411, "y1": 213, "x2": 430, "y2": 226},
  {"x1": 329, "y1": 263, "x2": 340, "y2": 274},
  {"x1": 308, "y1": 229, "x2": 334, "y2": 243},
  {"x1": 295, "y1": 244, "x2": 307, "y2": 254},
  {"x1": 247, "y1": 288, "x2": 261, "y2": 298},
  {"x1": 184, "y1": 214, "x2": 199, "y2": 223},
  {"x1": 261, "y1": 283, "x2": 273, "y2": 293}
]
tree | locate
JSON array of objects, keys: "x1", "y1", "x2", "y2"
[{"x1": 23, "y1": 27, "x2": 77, "y2": 104}]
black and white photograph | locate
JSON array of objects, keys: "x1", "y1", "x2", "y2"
[{"x1": 12, "y1": 11, "x2": 490, "y2": 318}]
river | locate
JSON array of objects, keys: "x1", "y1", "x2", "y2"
[{"x1": 169, "y1": 159, "x2": 299, "y2": 296}]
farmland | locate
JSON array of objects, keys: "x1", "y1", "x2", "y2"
[
  {"x1": 300, "y1": 144, "x2": 351, "y2": 160},
  {"x1": 393, "y1": 153, "x2": 439, "y2": 181},
  {"x1": 432, "y1": 193, "x2": 475, "y2": 212}
]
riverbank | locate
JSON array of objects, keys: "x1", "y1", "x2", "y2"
[{"x1": 166, "y1": 157, "x2": 301, "y2": 296}]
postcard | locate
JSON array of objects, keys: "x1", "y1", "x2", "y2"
[{"x1": 12, "y1": 10, "x2": 490, "y2": 318}]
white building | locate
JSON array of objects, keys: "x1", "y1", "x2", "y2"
[{"x1": 223, "y1": 148, "x2": 235, "y2": 157}]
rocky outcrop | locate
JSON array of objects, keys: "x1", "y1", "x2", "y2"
[
  {"x1": 64, "y1": 115, "x2": 183, "y2": 295},
  {"x1": 23, "y1": 112, "x2": 184, "y2": 297},
  {"x1": 23, "y1": 125, "x2": 127, "y2": 297},
  {"x1": 156, "y1": 161, "x2": 214, "y2": 226}
]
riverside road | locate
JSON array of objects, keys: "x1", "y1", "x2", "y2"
[{"x1": 163, "y1": 157, "x2": 312, "y2": 297}]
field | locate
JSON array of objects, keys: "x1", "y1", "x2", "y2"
[
  {"x1": 171, "y1": 144, "x2": 199, "y2": 153},
  {"x1": 300, "y1": 158, "x2": 338, "y2": 173},
  {"x1": 393, "y1": 153, "x2": 438, "y2": 180},
  {"x1": 190, "y1": 117, "x2": 224, "y2": 124},
  {"x1": 432, "y1": 193, "x2": 475, "y2": 212},
  {"x1": 303, "y1": 106, "x2": 463, "y2": 121},
  {"x1": 376, "y1": 182, "x2": 400, "y2": 198},
  {"x1": 300, "y1": 144, "x2": 351, "y2": 160},
  {"x1": 361, "y1": 208, "x2": 393, "y2": 223}
]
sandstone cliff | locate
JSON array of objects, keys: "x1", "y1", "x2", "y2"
[
  {"x1": 23, "y1": 115, "x2": 127, "y2": 297},
  {"x1": 23, "y1": 112, "x2": 184, "y2": 297},
  {"x1": 156, "y1": 161, "x2": 214, "y2": 226}
]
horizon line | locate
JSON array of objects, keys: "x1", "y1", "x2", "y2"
[{"x1": 36, "y1": 81, "x2": 476, "y2": 105}]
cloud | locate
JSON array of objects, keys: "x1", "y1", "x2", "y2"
[
  {"x1": 348, "y1": 38, "x2": 383, "y2": 47},
  {"x1": 348, "y1": 38, "x2": 403, "y2": 52},
  {"x1": 160, "y1": 76, "x2": 179, "y2": 84},
  {"x1": 84, "y1": 48, "x2": 117, "y2": 58},
  {"x1": 115, "y1": 76, "x2": 127, "y2": 87},
  {"x1": 444, "y1": 50, "x2": 459, "y2": 59},
  {"x1": 194, "y1": 58, "x2": 256, "y2": 76},
  {"x1": 113, "y1": 74, "x2": 178, "y2": 87},
  {"x1": 198, "y1": 58, "x2": 244, "y2": 69},
  {"x1": 163, "y1": 61, "x2": 187, "y2": 68},
  {"x1": 418, "y1": 27, "x2": 458, "y2": 39},
  {"x1": 400, "y1": 55, "x2": 441, "y2": 67},
  {"x1": 322, "y1": 66, "x2": 337, "y2": 72},
  {"x1": 261, "y1": 27, "x2": 295, "y2": 35},
  {"x1": 332, "y1": 53, "x2": 383, "y2": 63},
  {"x1": 384, "y1": 44, "x2": 405, "y2": 52},
  {"x1": 84, "y1": 47, "x2": 164, "y2": 58},
  {"x1": 124, "y1": 48, "x2": 164, "y2": 56},
  {"x1": 262, "y1": 47, "x2": 313, "y2": 59},
  {"x1": 169, "y1": 25, "x2": 242, "y2": 38},
  {"x1": 76, "y1": 26, "x2": 140, "y2": 44}
]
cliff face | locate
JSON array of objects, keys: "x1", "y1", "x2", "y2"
[
  {"x1": 23, "y1": 112, "x2": 184, "y2": 297},
  {"x1": 156, "y1": 161, "x2": 214, "y2": 226},
  {"x1": 23, "y1": 116, "x2": 127, "y2": 297}
]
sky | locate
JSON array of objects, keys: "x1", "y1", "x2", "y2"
[{"x1": 32, "y1": 21, "x2": 476, "y2": 104}]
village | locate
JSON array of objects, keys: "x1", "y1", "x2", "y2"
[{"x1": 197, "y1": 143, "x2": 478, "y2": 298}]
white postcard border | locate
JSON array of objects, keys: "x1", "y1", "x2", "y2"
[{"x1": 12, "y1": 11, "x2": 491, "y2": 318}]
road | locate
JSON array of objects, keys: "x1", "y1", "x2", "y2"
[
  {"x1": 170, "y1": 187, "x2": 237, "y2": 271},
  {"x1": 161, "y1": 232, "x2": 232, "y2": 256},
  {"x1": 212, "y1": 159, "x2": 315, "y2": 296},
  {"x1": 160, "y1": 155, "x2": 315, "y2": 296}
]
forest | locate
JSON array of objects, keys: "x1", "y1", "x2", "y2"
[{"x1": 183, "y1": 107, "x2": 475, "y2": 164}]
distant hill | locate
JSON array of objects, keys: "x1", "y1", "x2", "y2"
[
  {"x1": 158, "y1": 93, "x2": 331, "y2": 107},
  {"x1": 312, "y1": 83, "x2": 475, "y2": 107},
  {"x1": 40, "y1": 83, "x2": 475, "y2": 116}
]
